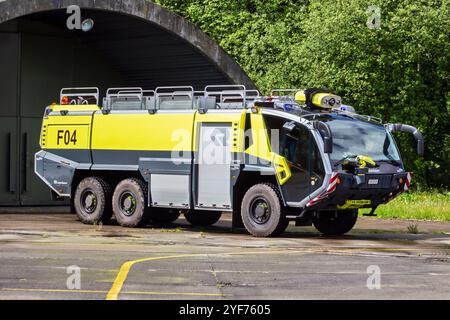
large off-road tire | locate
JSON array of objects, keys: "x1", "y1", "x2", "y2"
[
  {"x1": 272, "y1": 218, "x2": 290, "y2": 236},
  {"x1": 312, "y1": 210, "x2": 358, "y2": 235},
  {"x1": 184, "y1": 210, "x2": 222, "y2": 227},
  {"x1": 240, "y1": 183, "x2": 287, "y2": 237},
  {"x1": 74, "y1": 177, "x2": 112, "y2": 225},
  {"x1": 112, "y1": 178, "x2": 147, "y2": 228},
  {"x1": 149, "y1": 208, "x2": 181, "y2": 225}
]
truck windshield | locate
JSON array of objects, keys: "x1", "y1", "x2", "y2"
[{"x1": 326, "y1": 118, "x2": 401, "y2": 163}]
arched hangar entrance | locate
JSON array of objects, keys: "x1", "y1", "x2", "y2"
[{"x1": 0, "y1": 0, "x2": 255, "y2": 206}]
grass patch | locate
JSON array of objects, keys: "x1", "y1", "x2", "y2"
[{"x1": 360, "y1": 190, "x2": 450, "y2": 221}]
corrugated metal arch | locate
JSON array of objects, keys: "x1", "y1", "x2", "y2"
[{"x1": 0, "y1": 0, "x2": 256, "y2": 89}]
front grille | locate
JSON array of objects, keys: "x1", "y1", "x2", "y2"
[{"x1": 361, "y1": 175, "x2": 392, "y2": 189}]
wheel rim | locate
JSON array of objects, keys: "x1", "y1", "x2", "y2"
[
  {"x1": 80, "y1": 189, "x2": 97, "y2": 214},
  {"x1": 249, "y1": 197, "x2": 271, "y2": 224},
  {"x1": 119, "y1": 191, "x2": 137, "y2": 216}
]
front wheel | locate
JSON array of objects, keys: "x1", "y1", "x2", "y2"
[
  {"x1": 312, "y1": 210, "x2": 358, "y2": 235},
  {"x1": 240, "y1": 183, "x2": 287, "y2": 237}
]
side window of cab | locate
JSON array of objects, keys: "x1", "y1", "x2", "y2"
[{"x1": 263, "y1": 114, "x2": 326, "y2": 202}]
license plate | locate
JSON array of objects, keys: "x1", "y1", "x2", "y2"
[
  {"x1": 338, "y1": 199, "x2": 371, "y2": 209},
  {"x1": 368, "y1": 179, "x2": 379, "y2": 185}
]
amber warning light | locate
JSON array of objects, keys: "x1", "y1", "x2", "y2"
[{"x1": 61, "y1": 96, "x2": 69, "y2": 105}]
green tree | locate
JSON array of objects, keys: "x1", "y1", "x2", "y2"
[{"x1": 155, "y1": 0, "x2": 450, "y2": 188}]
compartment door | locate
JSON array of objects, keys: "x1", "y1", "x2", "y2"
[{"x1": 196, "y1": 123, "x2": 232, "y2": 209}]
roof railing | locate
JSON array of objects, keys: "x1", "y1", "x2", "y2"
[
  {"x1": 106, "y1": 87, "x2": 143, "y2": 98},
  {"x1": 104, "y1": 87, "x2": 144, "y2": 110},
  {"x1": 270, "y1": 88, "x2": 302, "y2": 96},
  {"x1": 155, "y1": 86, "x2": 195, "y2": 110},
  {"x1": 60, "y1": 87, "x2": 99, "y2": 105}
]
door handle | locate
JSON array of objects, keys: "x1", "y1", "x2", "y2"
[
  {"x1": 22, "y1": 132, "x2": 28, "y2": 193},
  {"x1": 8, "y1": 132, "x2": 15, "y2": 193}
]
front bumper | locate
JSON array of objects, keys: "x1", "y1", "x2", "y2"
[{"x1": 306, "y1": 172, "x2": 410, "y2": 210}]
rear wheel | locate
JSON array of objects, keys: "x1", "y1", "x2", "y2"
[
  {"x1": 112, "y1": 178, "x2": 147, "y2": 228},
  {"x1": 150, "y1": 208, "x2": 181, "y2": 225},
  {"x1": 240, "y1": 183, "x2": 287, "y2": 237},
  {"x1": 312, "y1": 210, "x2": 358, "y2": 235},
  {"x1": 184, "y1": 210, "x2": 222, "y2": 227},
  {"x1": 74, "y1": 177, "x2": 112, "y2": 225}
]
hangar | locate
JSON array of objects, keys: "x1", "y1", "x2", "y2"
[{"x1": 0, "y1": 0, "x2": 255, "y2": 206}]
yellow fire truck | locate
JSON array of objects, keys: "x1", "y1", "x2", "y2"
[{"x1": 35, "y1": 86, "x2": 423, "y2": 237}]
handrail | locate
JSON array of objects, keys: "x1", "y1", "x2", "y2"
[
  {"x1": 155, "y1": 86, "x2": 194, "y2": 98},
  {"x1": 60, "y1": 87, "x2": 99, "y2": 105},
  {"x1": 107, "y1": 87, "x2": 143, "y2": 97},
  {"x1": 271, "y1": 88, "x2": 302, "y2": 96},
  {"x1": 155, "y1": 86, "x2": 195, "y2": 110}
]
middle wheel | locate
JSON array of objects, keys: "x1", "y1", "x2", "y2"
[{"x1": 112, "y1": 178, "x2": 148, "y2": 228}]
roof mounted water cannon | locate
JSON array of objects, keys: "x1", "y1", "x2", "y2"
[
  {"x1": 269, "y1": 88, "x2": 342, "y2": 110},
  {"x1": 294, "y1": 88, "x2": 342, "y2": 110}
]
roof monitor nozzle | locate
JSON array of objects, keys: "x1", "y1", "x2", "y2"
[{"x1": 295, "y1": 88, "x2": 342, "y2": 110}]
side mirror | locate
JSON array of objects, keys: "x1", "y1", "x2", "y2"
[
  {"x1": 386, "y1": 123, "x2": 424, "y2": 156},
  {"x1": 313, "y1": 121, "x2": 333, "y2": 154}
]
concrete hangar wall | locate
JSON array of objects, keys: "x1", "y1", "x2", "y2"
[{"x1": 0, "y1": 0, "x2": 255, "y2": 206}]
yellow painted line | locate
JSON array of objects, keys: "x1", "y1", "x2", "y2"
[
  {"x1": 2, "y1": 287, "x2": 223, "y2": 297},
  {"x1": 106, "y1": 254, "x2": 204, "y2": 300},
  {"x1": 106, "y1": 250, "x2": 313, "y2": 300},
  {"x1": 106, "y1": 246, "x2": 443, "y2": 300}
]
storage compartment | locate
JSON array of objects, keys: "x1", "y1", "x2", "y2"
[{"x1": 150, "y1": 174, "x2": 190, "y2": 208}]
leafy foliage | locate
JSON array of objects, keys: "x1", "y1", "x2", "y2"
[{"x1": 155, "y1": 0, "x2": 450, "y2": 188}]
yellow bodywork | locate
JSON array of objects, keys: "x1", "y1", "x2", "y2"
[
  {"x1": 245, "y1": 111, "x2": 291, "y2": 185},
  {"x1": 41, "y1": 114, "x2": 93, "y2": 149},
  {"x1": 40, "y1": 105, "x2": 291, "y2": 185},
  {"x1": 91, "y1": 113, "x2": 195, "y2": 152}
]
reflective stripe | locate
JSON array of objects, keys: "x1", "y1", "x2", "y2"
[
  {"x1": 307, "y1": 172, "x2": 339, "y2": 207},
  {"x1": 404, "y1": 172, "x2": 412, "y2": 191},
  {"x1": 326, "y1": 172, "x2": 339, "y2": 193}
]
